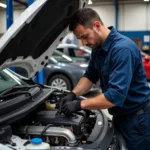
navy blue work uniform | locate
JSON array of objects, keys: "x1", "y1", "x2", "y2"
[{"x1": 83, "y1": 26, "x2": 150, "y2": 150}]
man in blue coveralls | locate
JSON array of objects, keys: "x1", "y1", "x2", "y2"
[{"x1": 59, "y1": 8, "x2": 150, "y2": 150}]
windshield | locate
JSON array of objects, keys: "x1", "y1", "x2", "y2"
[
  {"x1": 0, "y1": 69, "x2": 26, "y2": 92},
  {"x1": 52, "y1": 51, "x2": 73, "y2": 63}
]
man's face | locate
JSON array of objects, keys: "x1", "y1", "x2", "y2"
[{"x1": 73, "y1": 23, "x2": 101, "y2": 49}]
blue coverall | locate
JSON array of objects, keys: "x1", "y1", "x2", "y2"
[{"x1": 83, "y1": 26, "x2": 150, "y2": 150}]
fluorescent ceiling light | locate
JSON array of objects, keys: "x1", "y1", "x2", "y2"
[
  {"x1": 0, "y1": 3, "x2": 6, "y2": 8},
  {"x1": 88, "y1": 0, "x2": 93, "y2": 5},
  {"x1": 144, "y1": 0, "x2": 149, "y2": 2}
]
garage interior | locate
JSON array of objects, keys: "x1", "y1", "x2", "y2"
[
  {"x1": 0, "y1": 0, "x2": 150, "y2": 149},
  {"x1": 0, "y1": 0, "x2": 149, "y2": 84},
  {"x1": 1, "y1": 0, "x2": 149, "y2": 115}
]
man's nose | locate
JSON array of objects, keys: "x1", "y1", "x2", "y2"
[{"x1": 81, "y1": 40, "x2": 87, "y2": 46}]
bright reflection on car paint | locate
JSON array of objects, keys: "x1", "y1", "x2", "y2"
[
  {"x1": 53, "y1": 66, "x2": 61, "y2": 69},
  {"x1": 50, "y1": 57, "x2": 57, "y2": 63},
  {"x1": 80, "y1": 64, "x2": 88, "y2": 67},
  {"x1": 46, "y1": 65, "x2": 52, "y2": 68},
  {"x1": 58, "y1": 63, "x2": 66, "y2": 67},
  {"x1": 62, "y1": 55, "x2": 72, "y2": 62}
]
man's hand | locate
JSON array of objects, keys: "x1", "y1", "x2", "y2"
[
  {"x1": 61, "y1": 100, "x2": 81, "y2": 116},
  {"x1": 57, "y1": 92, "x2": 76, "y2": 111}
]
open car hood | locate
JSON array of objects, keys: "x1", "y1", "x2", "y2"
[{"x1": 0, "y1": 0, "x2": 87, "y2": 78}]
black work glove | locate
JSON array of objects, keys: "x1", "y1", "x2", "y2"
[
  {"x1": 56, "y1": 92, "x2": 76, "y2": 111},
  {"x1": 61, "y1": 100, "x2": 82, "y2": 116}
]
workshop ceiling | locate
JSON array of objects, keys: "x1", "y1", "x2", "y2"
[{"x1": 0, "y1": 0, "x2": 149, "y2": 10}]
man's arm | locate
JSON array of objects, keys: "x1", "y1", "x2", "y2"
[
  {"x1": 72, "y1": 77, "x2": 93, "y2": 96},
  {"x1": 81, "y1": 48, "x2": 136, "y2": 109},
  {"x1": 61, "y1": 48, "x2": 136, "y2": 115},
  {"x1": 72, "y1": 52, "x2": 99, "y2": 96},
  {"x1": 80, "y1": 94, "x2": 116, "y2": 109},
  {"x1": 61, "y1": 93, "x2": 116, "y2": 116}
]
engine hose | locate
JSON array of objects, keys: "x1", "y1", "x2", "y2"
[{"x1": 40, "y1": 124, "x2": 54, "y2": 137}]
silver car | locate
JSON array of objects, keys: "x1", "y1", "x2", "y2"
[
  {"x1": 44, "y1": 50, "x2": 88, "y2": 90},
  {"x1": 57, "y1": 43, "x2": 91, "y2": 63}
]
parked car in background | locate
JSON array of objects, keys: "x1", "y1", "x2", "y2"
[
  {"x1": 44, "y1": 50, "x2": 88, "y2": 90},
  {"x1": 141, "y1": 52, "x2": 150, "y2": 80},
  {"x1": 57, "y1": 43, "x2": 91, "y2": 63}
]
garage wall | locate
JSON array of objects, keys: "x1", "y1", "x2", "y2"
[
  {"x1": 0, "y1": 10, "x2": 6, "y2": 34},
  {"x1": 119, "y1": 4, "x2": 149, "y2": 31},
  {"x1": 1, "y1": 3, "x2": 148, "y2": 32},
  {"x1": 88, "y1": 4, "x2": 115, "y2": 27},
  {"x1": 89, "y1": 3, "x2": 150, "y2": 30},
  {"x1": 0, "y1": 9, "x2": 25, "y2": 34},
  {"x1": 119, "y1": 3, "x2": 150, "y2": 48},
  {"x1": 0, "y1": 3, "x2": 150, "y2": 47},
  {"x1": 90, "y1": 3, "x2": 150, "y2": 48}
]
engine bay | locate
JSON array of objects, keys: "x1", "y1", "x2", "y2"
[{"x1": 0, "y1": 87, "x2": 123, "y2": 150}]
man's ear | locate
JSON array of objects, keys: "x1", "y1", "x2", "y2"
[{"x1": 93, "y1": 21, "x2": 101, "y2": 32}]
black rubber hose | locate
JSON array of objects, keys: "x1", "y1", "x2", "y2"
[{"x1": 40, "y1": 124, "x2": 54, "y2": 137}]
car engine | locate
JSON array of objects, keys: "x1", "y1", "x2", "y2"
[
  {"x1": 0, "y1": 89, "x2": 125, "y2": 150},
  {"x1": 13, "y1": 109, "x2": 96, "y2": 147},
  {"x1": 10, "y1": 91, "x2": 97, "y2": 147}
]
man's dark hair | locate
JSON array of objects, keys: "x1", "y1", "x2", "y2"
[{"x1": 69, "y1": 8, "x2": 103, "y2": 31}]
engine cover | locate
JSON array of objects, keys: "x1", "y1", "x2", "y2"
[
  {"x1": 35, "y1": 110, "x2": 85, "y2": 126},
  {"x1": 35, "y1": 110, "x2": 86, "y2": 136}
]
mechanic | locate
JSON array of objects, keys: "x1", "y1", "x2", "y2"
[{"x1": 58, "y1": 8, "x2": 150, "y2": 150}]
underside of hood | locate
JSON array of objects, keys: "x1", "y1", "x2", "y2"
[{"x1": 0, "y1": 0, "x2": 87, "y2": 78}]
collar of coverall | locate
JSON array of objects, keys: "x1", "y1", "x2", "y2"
[{"x1": 101, "y1": 26, "x2": 117, "y2": 52}]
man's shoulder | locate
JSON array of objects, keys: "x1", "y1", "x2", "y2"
[
  {"x1": 111, "y1": 33, "x2": 140, "y2": 58},
  {"x1": 113, "y1": 33, "x2": 136, "y2": 49}
]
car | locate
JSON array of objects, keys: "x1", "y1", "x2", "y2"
[
  {"x1": 44, "y1": 50, "x2": 88, "y2": 90},
  {"x1": 0, "y1": 0, "x2": 127, "y2": 149},
  {"x1": 57, "y1": 43, "x2": 91, "y2": 63},
  {"x1": 141, "y1": 52, "x2": 150, "y2": 80}
]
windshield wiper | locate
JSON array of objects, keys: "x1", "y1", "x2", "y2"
[
  {"x1": 0, "y1": 91, "x2": 32, "y2": 100},
  {"x1": 0, "y1": 84, "x2": 42, "y2": 96}
]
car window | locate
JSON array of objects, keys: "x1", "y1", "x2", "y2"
[
  {"x1": 52, "y1": 52, "x2": 73, "y2": 63},
  {"x1": 74, "y1": 49, "x2": 88, "y2": 57},
  {"x1": 69, "y1": 48, "x2": 90, "y2": 57},
  {"x1": 68, "y1": 48, "x2": 76, "y2": 57},
  {"x1": 56, "y1": 46, "x2": 91, "y2": 59},
  {"x1": 56, "y1": 48, "x2": 63, "y2": 53},
  {"x1": 0, "y1": 69, "x2": 26, "y2": 92}
]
